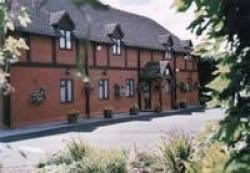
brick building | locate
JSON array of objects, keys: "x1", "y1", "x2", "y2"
[{"x1": 0, "y1": 0, "x2": 200, "y2": 128}]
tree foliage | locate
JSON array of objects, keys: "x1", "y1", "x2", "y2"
[
  {"x1": 174, "y1": 0, "x2": 250, "y2": 172},
  {"x1": 198, "y1": 56, "x2": 219, "y2": 106},
  {"x1": 0, "y1": 0, "x2": 30, "y2": 94}
]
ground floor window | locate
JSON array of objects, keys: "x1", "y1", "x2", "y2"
[
  {"x1": 60, "y1": 79, "x2": 74, "y2": 103},
  {"x1": 126, "y1": 79, "x2": 135, "y2": 97},
  {"x1": 99, "y1": 79, "x2": 109, "y2": 100}
]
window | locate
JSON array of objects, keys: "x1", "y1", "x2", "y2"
[
  {"x1": 126, "y1": 79, "x2": 135, "y2": 97},
  {"x1": 60, "y1": 79, "x2": 74, "y2": 103},
  {"x1": 99, "y1": 79, "x2": 109, "y2": 100},
  {"x1": 112, "y1": 39, "x2": 121, "y2": 55},
  {"x1": 59, "y1": 30, "x2": 72, "y2": 50},
  {"x1": 165, "y1": 47, "x2": 172, "y2": 59},
  {"x1": 184, "y1": 53, "x2": 192, "y2": 60}
]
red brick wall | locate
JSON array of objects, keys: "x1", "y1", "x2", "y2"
[
  {"x1": 127, "y1": 48, "x2": 138, "y2": 68},
  {"x1": 176, "y1": 55, "x2": 185, "y2": 70},
  {"x1": 152, "y1": 51, "x2": 163, "y2": 61},
  {"x1": 30, "y1": 35, "x2": 53, "y2": 63},
  {"x1": 96, "y1": 44, "x2": 108, "y2": 66},
  {"x1": 110, "y1": 46, "x2": 126, "y2": 67},
  {"x1": 89, "y1": 69, "x2": 138, "y2": 117},
  {"x1": 56, "y1": 40, "x2": 76, "y2": 65},
  {"x1": 140, "y1": 49, "x2": 152, "y2": 67},
  {"x1": 10, "y1": 67, "x2": 86, "y2": 127},
  {"x1": 187, "y1": 72, "x2": 199, "y2": 106}
]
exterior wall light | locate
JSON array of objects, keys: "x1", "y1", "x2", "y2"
[
  {"x1": 83, "y1": 76, "x2": 90, "y2": 84},
  {"x1": 96, "y1": 45, "x2": 102, "y2": 51}
]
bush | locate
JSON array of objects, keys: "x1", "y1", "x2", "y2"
[
  {"x1": 159, "y1": 133, "x2": 192, "y2": 173},
  {"x1": 39, "y1": 139, "x2": 127, "y2": 173}
]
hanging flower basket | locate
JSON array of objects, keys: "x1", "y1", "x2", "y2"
[
  {"x1": 178, "y1": 82, "x2": 189, "y2": 93},
  {"x1": 114, "y1": 84, "x2": 122, "y2": 98},
  {"x1": 30, "y1": 88, "x2": 47, "y2": 106}
]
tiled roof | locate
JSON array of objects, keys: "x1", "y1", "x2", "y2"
[{"x1": 10, "y1": 0, "x2": 186, "y2": 52}]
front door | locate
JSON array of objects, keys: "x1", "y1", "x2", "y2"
[
  {"x1": 170, "y1": 78, "x2": 176, "y2": 109},
  {"x1": 141, "y1": 82, "x2": 152, "y2": 111}
]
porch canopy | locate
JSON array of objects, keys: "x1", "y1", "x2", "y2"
[{"x1": 141, "y1": 61, "x2": 173, "y2": 81}]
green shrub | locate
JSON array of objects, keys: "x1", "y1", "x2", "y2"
[
  {"x1": 159, "y1": 133, "x2": 192, "y2": 173},
  {"x1": 39, "y1": 139, "x2": 127, "y2": 173}
]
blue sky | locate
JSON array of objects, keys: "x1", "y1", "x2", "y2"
[{"x1": 100, "y1": 0, "x2": 196, "y2": 42}]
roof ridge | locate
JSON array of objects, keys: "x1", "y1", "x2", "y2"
[{"x1": 105, "y1": 5, "x2": 182, "y2": 41}]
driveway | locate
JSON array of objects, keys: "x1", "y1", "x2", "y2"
[{"x1": 0, "y1": 108, "x2": 225, "y2": 172}]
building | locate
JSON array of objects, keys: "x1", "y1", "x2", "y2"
[{"x1": 0, "y1": 0, "x2": 200, "y2": 128}]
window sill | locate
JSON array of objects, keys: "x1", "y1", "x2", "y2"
[{"x1": 60, "y1": 101, "x2": 74, "y2": 104}]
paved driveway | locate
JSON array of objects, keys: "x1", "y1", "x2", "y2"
[{"x1": 0, "y1": 108, "x2": 225, "y2": 172}]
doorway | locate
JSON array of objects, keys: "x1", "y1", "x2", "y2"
[{"x1": 141, "y1": 81, "x2": 152, "y2": 111}]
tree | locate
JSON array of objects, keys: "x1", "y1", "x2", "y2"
[
  {"x1": 174, "y1": 0, "x2": 250, "y2": 172},
  {"x1": 0, "y1": 0, "x2": 30, "y2": 95},
  {"x1": 198, "y1": 56, "x2": 219, "y2": 106}
]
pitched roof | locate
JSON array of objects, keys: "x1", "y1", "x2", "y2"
[{"x1": 10, "y1": 0, "x2": 186, "y2": 52}]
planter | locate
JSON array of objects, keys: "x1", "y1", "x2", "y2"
[
  {"x1": 154, "y1": 106, "x2": 162, "y2": 113},
  {"x1": 67, "y1": 112, "x2": 80, "y2": 124},
  {"x1": 179, "y1": 102, "x2": 187, "y2": 109},
  {"x1": 130, "y1": 109, "x2": 139, "y2": 116},
  {"x1": 130, "y1": 104, "x2": 139, "y2": 116},
  {"x1": 104, "y1": 109, "x2": 113, "y2": 118}
]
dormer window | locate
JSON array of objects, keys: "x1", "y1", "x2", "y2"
[
  {"x1": 165, "y1": 47, "x2": 173, "y2": 59},
  {"x1": 184, "y1": 53, "x2": 192, "y2": 60},
  {"x1": 59, "y1": 30, "x2": 72, "y2": 50},
  {"x1": 112, "y1": 39, "x2": 121, "y2": 55}
]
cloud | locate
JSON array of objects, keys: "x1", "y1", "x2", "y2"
[{"x1": 118, "y1": 0, "x2": 151, "y2": 5}]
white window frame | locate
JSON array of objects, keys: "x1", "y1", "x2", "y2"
[
  {"x1": 59, "y1": 30, "x2": 72, "y2": 50},
  {"x1": 60, "y1": 79, "x2": 74, "y2": 103},
  {"x1": 112, "y1": 39, "x2": 121, "y2": 55},
  {"x1": 165, "y1": 47, "x2": 172, "y2": 59},
  {"x1": 126, "y1": 79, "x2": 135, "y2": 97},
  {"x1": 99, "y1": 79, "x2": 109, "y2": 100}
]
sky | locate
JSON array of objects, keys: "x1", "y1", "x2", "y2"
[{"x1": 100, "y1": 0, "x2": 197, "y2": 42}]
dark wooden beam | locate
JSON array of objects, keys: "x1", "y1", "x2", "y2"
[{"x1": 52, "y1": 37, "x2": 57, "y2": 65}]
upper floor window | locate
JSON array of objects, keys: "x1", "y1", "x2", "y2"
[
  {"x1": 112, "y1": 39, "x2": 121, "y2": 55},
  {"x1": 59, "y1": 30, "x2": 72, "y2": 50},
  {"x1": 60, "y1": 79, "x2": 74, "y2": 103},
  {"x1": 126, "y1": 79, "x2": 135, "y2": 97},
  {"x1": 99, "y1": 79, "x2": 109, "y2": 100},
  {"x1": 165, "y1": 47, "x2": 173, "y2": 59},
  {"x1": 184, "y1": 53, "x2": 192, "y2": 60}
]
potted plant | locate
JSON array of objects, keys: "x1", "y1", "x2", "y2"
[
  {"x1": 154, "y1": 104, "x2": 162, "y2": 113},
  {"x1": 67, "y1": 110, "x2": 80, "y2": 123},
  {"x1": 104, "y1": 106, "x2": 113, "y2": 118},
  {"x1": 130, "y1": 104, "x2": 139, "y2": 115},
  {"x1": 179, "y1": 81, "x2": 189, "y2": 93}
]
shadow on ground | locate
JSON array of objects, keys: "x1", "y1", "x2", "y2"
[{"x1": 0, "y1": 107, "x2": 205, "y2": 143}]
